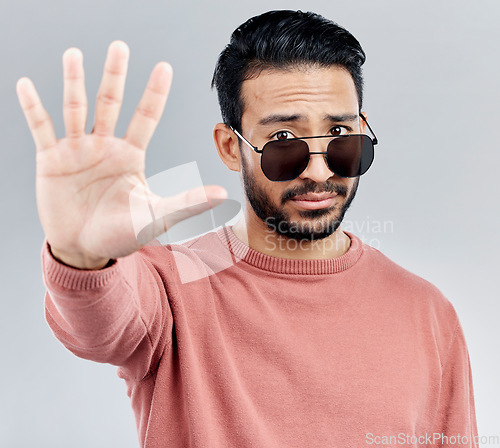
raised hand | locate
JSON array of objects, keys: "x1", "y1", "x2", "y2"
[{"x1": 17, "y1": 41, "x2": 227, "y2": 269}]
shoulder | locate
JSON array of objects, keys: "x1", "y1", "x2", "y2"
[
  {"x1": 358, "y1": 241, "x2": 462, "y2": 359},
  {"x1": 359, "y1": 241, "x2": 459, "y2": 328},
  {"x1": 137, "y1": 229, "x2": 234, "y2": 284},
  {"x1": 361, "y1": 243, "x2": 447, "y2": 298}
]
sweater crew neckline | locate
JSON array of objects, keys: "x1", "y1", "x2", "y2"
[{"x1": 216, "y1": 226, "x2": 364, "y2": 275}]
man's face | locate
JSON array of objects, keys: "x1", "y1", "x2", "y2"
[{"x1": 239, "y1": 66, "x2": 365, "y2": 240}]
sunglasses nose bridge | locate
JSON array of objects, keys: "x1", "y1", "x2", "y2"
[
  {"x1": 299, "y1": 139, "x2": 334, "y2": 181},
  {"x1": 306, "y1": 135, "x2": 330, "y2": 154}
]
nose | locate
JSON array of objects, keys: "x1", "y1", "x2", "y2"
[{"x1": 298, "y1": 141, "x2": 334, "y2": 183}]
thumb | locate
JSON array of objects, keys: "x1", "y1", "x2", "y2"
[
  {"x1": 158, "y1": 185, "x2": 228, "y2": 228},
  {"x1": 131, "y1": 185, "x2": 228, "y2": 246}
]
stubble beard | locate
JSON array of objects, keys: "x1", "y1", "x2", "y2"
[{"x1": 241, "y1": 155, "x2": 359, "y2": 241}]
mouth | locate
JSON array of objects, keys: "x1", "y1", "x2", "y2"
[{"x1": 289, "y1": 192, "x2": 338, "y2": 210}]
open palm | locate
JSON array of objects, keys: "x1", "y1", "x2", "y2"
[{"x1": 17, "y1": 41, "x2": 226, "y2": 269}]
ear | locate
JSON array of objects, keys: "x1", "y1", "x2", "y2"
[
  {"x1": 359, "y1": 111, "x2": 368, "y2": 134},
  {"x1": 213, "y1": 123, "x2": 241, "y2": 172}
]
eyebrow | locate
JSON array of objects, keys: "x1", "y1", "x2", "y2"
[
  {"x1": 258, "y1": 113, "x2": 359, "y2": 126},
  {"x1": 324, "y1": 113, "x2": 359, "y2": 123},
  {"x1": 258, "y1": 114, "x2": 302, "y2": 126}
]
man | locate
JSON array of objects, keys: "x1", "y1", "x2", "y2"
[{"x1": 17, "y1": 10, "x2": 477, "y2": 448}]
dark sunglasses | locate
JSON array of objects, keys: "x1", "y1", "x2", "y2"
[{"x1": 231, "y1": 114, "x2": 378, "y2": 182}]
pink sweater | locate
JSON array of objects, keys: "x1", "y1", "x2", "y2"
[{"x1": 43, "y1": 228, "x2": 478, "y2": 447}]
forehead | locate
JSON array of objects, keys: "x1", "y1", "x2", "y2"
[{"x1": 240, "y1": 66, "x2": 359, "y2": 124}]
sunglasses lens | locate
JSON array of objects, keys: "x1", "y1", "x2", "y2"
[
  {"x1": 261, "y1": 140, "x2": 309, "y2": 181},
  {"x1": 327, "y1": 135, "x2": 374, "y2": 177}
]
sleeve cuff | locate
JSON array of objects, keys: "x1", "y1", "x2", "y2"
[{"x1": 42, "y1": 240, "x2": 119, "y2": 291}]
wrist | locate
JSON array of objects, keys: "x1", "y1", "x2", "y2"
[{"x1": 49, "y1": 245, "x2": 111, "y2": 270}]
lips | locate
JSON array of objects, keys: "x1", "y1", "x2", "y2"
[
  {"x1": 291, "y1": 192, "x2": 337, "y2": 201},
  {"x1": 289, "y1": 192, "x2": 338, "y2": 210}
]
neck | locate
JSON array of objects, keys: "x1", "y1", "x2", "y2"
[{"x1": 231, "y1": 207, "x2": 351, "y2": 260}]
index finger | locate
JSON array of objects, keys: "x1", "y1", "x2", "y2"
[
  {"x1": 16, "y1": 77, "x2": 57, "y2": 151},
  {"x1": 124, "y1": 62, "x2": 172, "y2": 150}
]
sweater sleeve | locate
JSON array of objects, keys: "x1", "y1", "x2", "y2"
[
  {"x1": 432, "y1": 318, "x2": 479, "y2": 447},
  {"x1": 42, "y1": 241, "x2": 174, "y2": 382}
]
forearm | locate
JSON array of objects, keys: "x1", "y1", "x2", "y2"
[{"x1": 42, "y1": 240, "x2": 173, "y2": 380}]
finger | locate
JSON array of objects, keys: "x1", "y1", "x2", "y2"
[
  {"x1": 16, "y1": 77, "x2": 57, "y2": 151},
  {"x1": 93, "y1": 41, "x2": 130, "y2": 136},
  {"x1": 125, "y1": 62, "x2": 172, "y2": 150},
  {"x1": 158, "y1": 185, "x2": 228, "y2": 228},
  {"x1": 130, "y1": 185, "x2": 227, "y2": 245},
  {"x1": 63, "y1": 48, "x2": 88, "y2": 139}
]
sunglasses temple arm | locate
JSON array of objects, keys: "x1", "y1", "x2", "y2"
[
  {"x1": 230, "y1": 126, "x2": 261, "y2": 153},
  {"x1": 360, "y1": 114, "x2": 378, "y2": 145}
]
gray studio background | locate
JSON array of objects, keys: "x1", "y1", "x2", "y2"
[{"x1": 1, "y1": 0, "x2": 499, "y2": 446}]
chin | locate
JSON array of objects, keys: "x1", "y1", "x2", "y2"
[{"x1": 264, "y1": 211, "x2": 343, "y2": 241}]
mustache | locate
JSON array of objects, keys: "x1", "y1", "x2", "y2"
[{"x1": 281, "y1": 181, "x2": 348, "y2": 204}]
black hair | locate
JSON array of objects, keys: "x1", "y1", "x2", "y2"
[{"x1": 211, "y1": 10, "x2": 366, "y2": 133}]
